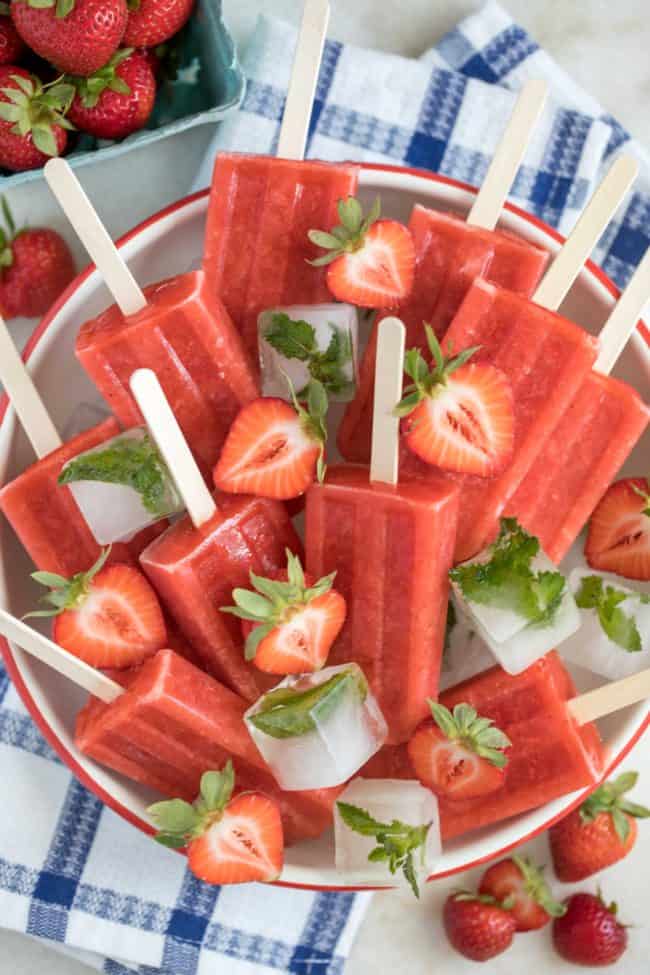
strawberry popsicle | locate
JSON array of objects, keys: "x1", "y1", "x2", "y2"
[
  {"x1": 362, "y1": 652, "x2": 605, "y2": 840},
  {"x1": 306, "y1": 320, "x2": 460, "y2": 744},
  {"x1": 506, "y1": 250, "x2": 650, "y2": 562},
  {"x1": 338, "y1": 79, "x2": 552, "y2": 464},
  {"x1": 130, "y1": 369, "x2": 302, "y2": 701},
  {"x1": 204, "y1": 154, "x2": 360, "y2": 365},
  {"x1": 44, "y1": 159, "x2": 259, "y2": 481},
  {"x1": 76, "y1": 648, "x2": 338, "y2": 846}
]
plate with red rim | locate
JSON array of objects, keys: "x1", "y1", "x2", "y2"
[{"x1": 0, "y1": 163, "x2": 648, "y2": 890}]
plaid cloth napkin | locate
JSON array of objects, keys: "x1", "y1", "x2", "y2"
[{"x1": 3, "y1": 3, "x2": 650, "y2": 973}]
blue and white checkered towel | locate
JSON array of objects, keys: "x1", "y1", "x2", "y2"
[{"x1": 3, "y1": 3, "x2": 650, "y2": 973}]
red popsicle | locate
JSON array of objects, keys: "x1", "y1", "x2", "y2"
[{"x1": 306, "y1": 319, "x2": 459, "y2": 744}]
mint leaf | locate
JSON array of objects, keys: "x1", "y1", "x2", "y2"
[
  {"x1": 265, "y1": 313, "x2": 317, "y2": 360},
  {"x1": 336, "y1": 801, "x2": 431, "y2": 898},
  {"x1": 450, "y1": 518, "x2": 566, "y2": 627},
  {"x1": 59, "y1": 432, "x2": 179, "y2": 516},
  {"x1": 575, "y1": 576, "x2": 643, "y2": 653},
  {"x1": 249, "y1": 669, "x2": 362, "y2": 739}
]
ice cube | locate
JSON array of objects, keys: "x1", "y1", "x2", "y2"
[
  {"x1": 258, "y1": 304, "x2": 359, "y2": 402},
  {"x1": 440, "y1": 616, "x2": 494, "y2": 691},
  {"x1": 452, "y1": 548, "x2": 581, "y2": 675},
  {"x1": 62, "y1": 427, "x2": 183, "y2": 545},
  {"x1": 334, "y1": 777, "x2": 441, "y2": 887},
  {"x1": 244, "y1": 664, "x2": 388, "y2": 791},
  {"x1": 561, "y1": 568, "x2": 650, "y2": 680}
]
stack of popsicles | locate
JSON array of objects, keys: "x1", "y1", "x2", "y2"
[{"x1": 0, "y1": 0, "x2": 649, "y2": 890}]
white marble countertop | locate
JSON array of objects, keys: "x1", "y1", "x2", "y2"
[{"x1": 2, "y1": 1, "x2": 650, "y2": 972}]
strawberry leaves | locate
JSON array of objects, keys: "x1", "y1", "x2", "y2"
[
  {"x1": 579, "y1": 772, "x2": 650, "y2": 843},
  {"x1": 336, "y1": 800, "x2": 432, "y2": 897},
  {"x1": 25, "y1": 0, "x2": 76, "y2": 17},
  {"x1": 308, "y1": 196, "x2": 381, "y2": 267},
  {"x1": 0, "y1": 72, "x2": 74, "y2": 157},
  {"x1": 512, "y1": 855, "x2": 566, "y2": 918},
  {"x1": 221, "y1": 549, "x2": 337, "y2": 660},
  {"x1": 65, "y1": 49, "x2": 133, "y2": 109},
  {"x1": 428, "y1": 700, "x2": 512, "y2": 769},
  {"x1": 394, "y1": 326, "x2": 480, "y2": 417},
  {"x1": 451, "y1": 518, "x2": 567, "y2": 627},
  {"x1": 148, "y1": 761, "x2": 236, "y2": 849},
  {"x1": 25, "y1": 546, "x2": 111, "y2": 618},
  {"x1": 575, "y1": 576, "x2": 646, "y2": 653}
]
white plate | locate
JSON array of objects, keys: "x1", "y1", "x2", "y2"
[{"x1": 0, "y1": 165, "x2": 648, "y2": 890}]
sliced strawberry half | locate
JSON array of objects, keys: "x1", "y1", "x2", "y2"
[
  {"x1": 396, "y1": 326, "x2": 515, "y2": 477},
  {"x1": 478, "y1": 856, "x2": 566, "y2": 931},
  {"x1": 585, "y1": 477, "x2": 650, "y2": 580},
  {"x1": 407, "y1": 699, "x2": 511, "y2": 801},
  {"x1": 149, "y1": 762, "x2": 284, "y2": 886},
  {"x1": 28, "y1": 548, "x2": 166, "y2": 669},
  {"x1": 222, "y1": 550, "x2": 346, "y2": 674},
  {"x1": 309, "y1": 197, "x2": 415, "y2": 308},
  {"x1": 213, "y1": 382, "x2": 328, "y2": 500}
]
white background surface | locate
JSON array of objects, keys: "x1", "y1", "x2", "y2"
[{"x1": 2, "y1": 0, "x2": 650, "y2": 972}]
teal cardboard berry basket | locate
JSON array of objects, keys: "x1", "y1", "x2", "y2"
[{"x1": 0, "y1": 0, "x2": 245, "y2": 188}]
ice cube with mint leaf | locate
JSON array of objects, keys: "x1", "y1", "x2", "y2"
[
  {"x1": 244, "y1": 663, "x2": 387, "y2": 791},
  {"x1": 560, "y1": 569, "x2": 650, "y2": 680},
  {"x1": 59, "y1": 426, "x2": 183, "y2": 544},
  {"x1": 334, "y1": 778, "x2": 441, "y2": 895},
  {"x1": 258, "y1": 304, "x2": 358, "y2": 402},
  {"x1": 450, "y1": 518, "x2": 580, "y2": 674}
]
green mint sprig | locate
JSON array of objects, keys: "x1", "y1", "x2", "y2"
[
  {"x1": 308, "y1": 196, "x2": 381, "y2": 267},
  {"x1": 264, "y1": 313, "x2": 354, "y2": 398},
  {"x1": 248, "y1": 668, "x2": 365, "y2": 740},
  {"x1": 284, "y1": 374, "x2": 329, "y2": 483},
  {"x1": 394, "y1": 325, "x2": 480, "y2": 418},
  {"x1": 450, "y1": 517, "x2": 567, "y2": 627},
  {"x1": 59, "y1": 431, "x2": 179, "y2": 516},
  {"x1": 579, "y1": 771, "x2": 650, "y2": 843},
  {"x1": 428, "y1": 700, "x2": 511, "y2": 769},
  {"x1": 221, "y1": 549, "x2": 337, "y2": 660},
  {"x1": 575, "y1": 575, "x2": 649, "y2": 653},
  {"x1": 336, "y1": 801, "x2": 432, "y2": 898},
  {"x1": 148, "y1": 761, "x2": 236, "y2": 849}
]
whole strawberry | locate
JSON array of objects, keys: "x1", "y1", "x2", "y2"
[
  {"x1": 478, "y1": 855, "x2": 565, "y2": 931},
  {"x1": 10, "y1": 0, "x2": 128, "y2": 76},
  {"x1": 0, "y1": 198, "x2": 75, "y2": 317},
  {"x1": 550, "y1": 772, "x2": 649, "y2": 882},
  {"x1": 124, "y1": 0, "x2": 193, "y2": 48},
  {"x1": 0, "y1": 3, "x2": 24, "y2": 63},
  {"x1": 0, "y1": 66, "x2": 73, "y2": 170},
  {"x1": 553, "y1": 893, "x2": 627, "y2": 967},
  {"x1": 67, "y1": 48, "x2": 156, "y2": 139},
  {"x1": 443, "y1": 892, "x2": 516, "y2": 962}
]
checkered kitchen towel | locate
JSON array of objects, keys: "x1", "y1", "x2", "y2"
[
  {"x1": 3, "y1": 3, "x2": 650, "y2": 973},
  {"x1": 195, "y1": 0, "x2": 650, "y2": 292}
]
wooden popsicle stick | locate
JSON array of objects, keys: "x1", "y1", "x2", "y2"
[
  {"x1": 0, "y1": 608, "x2": 122, "y2": 704},
  {"x1": 370, "y1": 317, "x2": 406, "y2": 486},
  {"x1": 0, "y1": 316, "x2": 61, "y2": 459},
  {"x1": 533, "y1": 156, "x2": 639, "y2": 312},
  {"x1": 276, "y1": 0, "x2": 330, "y2": 160},
  {"x1": 129, "y1": 369, "x2": 217, "y2": 529},
  {"x1": 466, "y1": 79, "x2": 548, "y2": 231},
  {"x1": 44, "y1": 158, "x2": 147, "y2": 318},
  {"x1": 594, "y1": 246, "x2": 650, "y2": 374},
  {"x1": 568, "y1": 667, "x2": 650, "y2": 726}
]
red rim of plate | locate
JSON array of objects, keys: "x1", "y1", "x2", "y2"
[{"x1": 0, "y1": 163, "x2": 648, "y2": 893}]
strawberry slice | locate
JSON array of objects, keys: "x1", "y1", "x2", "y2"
[
  {"x1": 28, "y1": 548, "x2": 166, "y2": 669},
  {"x1": 222, "y1": 550, "x2": 346, "y2": 674},
  {"x1": 585, "y1": 477, "x2": 650, "y2": 580},
  {"x1": 478, "y1": 856, "x2": 566, "y2": 931},
  {"x1": 149, "y1": 762, "x2": 284, "y2": 886},
  {"x1": 309, "y1": 197, "x2": 415, "y2": 308},
  {"x1": 395, "y1": 326, "x2": 515, "y2": 477},
  {"x1": 407, "y1": 699, "x2": 511, "y2": 801},
  {"x1": 213, "y1": 381, "x2": 328, "y2": 500}
]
